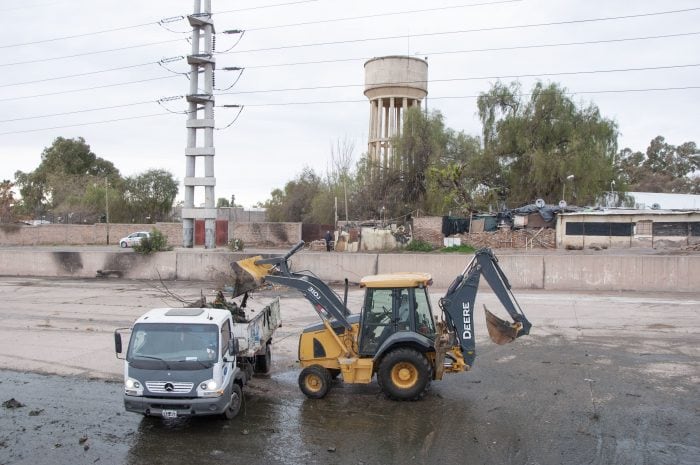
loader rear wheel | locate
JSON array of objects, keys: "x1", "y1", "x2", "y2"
[
  {"x1": 377, "y1": 348, "x2": 431, "y2": 401},
  {"x1": 298, "y1": 365, "x2": 331, "y2": 399}
]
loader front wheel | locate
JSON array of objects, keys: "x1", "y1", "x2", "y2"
[
  {"x1": 298, "y1": 365, "x2": 331, "y2": 399},
  {"x1": 377, "y1": 348, "x2": 431, "y2": 401}
]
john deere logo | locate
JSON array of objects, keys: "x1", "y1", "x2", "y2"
[{"x1": 164, "y1": 383, "x2": 174, "y2": 392}]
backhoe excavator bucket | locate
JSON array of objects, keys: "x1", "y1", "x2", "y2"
[
  {"x1": 484, "y1": 306, "x2": 524, "y2": 345},
  {"x1": 229, "y1": 256, "x2": 273, "y2": 297}
]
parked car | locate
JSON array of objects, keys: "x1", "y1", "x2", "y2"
[{"x1": 119, "y1": 231, "x2": 150, "y2": 248}]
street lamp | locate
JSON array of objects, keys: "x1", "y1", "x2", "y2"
[{"x1": 562, "y1": 174, "x2": 575, "y2": 202}]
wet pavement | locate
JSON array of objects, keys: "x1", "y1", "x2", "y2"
[{"x1": 0, "y1": 278, "x2": 699, "y2": 464}]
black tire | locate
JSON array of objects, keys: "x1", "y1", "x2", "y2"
[
  {"x1": 298, "y1": 365, "x2": 332, "y2": 399},
  {"x1": 223, "y1": 382, "x2": 242, "y2": 420},
  {"x1": 377, "y1": 348, "x2": 432, "y2": 401},
  {"x1": 254, "y1": 343, "x2": 271, "y2": 374},
  {"x1": 120, "y1": 241, "x2": 128, "y2": 248}
]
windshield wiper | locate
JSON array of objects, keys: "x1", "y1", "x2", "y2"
[{"x1": 133, "y1": 354, "x2": 171, "y2": 369}]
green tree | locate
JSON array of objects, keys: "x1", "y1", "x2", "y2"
[
  {"x1": 263, "y1": 168, "x2": 322, "y2": 222},
  {"x1": 217, "y1": 197, "x2": 231, "y2": 208},
  {"x1": 14, "y1": 137, "x2": 120, "y2": 219},
  {"x1": 0, "y1": 180, "x2": 16, "y2": 223},
  {"x1": 618, "y1": 136, "x2": 699, "y2": 193},
  {"x1": 477, "y1": 81, "x2": 619, "y2": 206},
  {"x1": 123, "y1": 169, "x2": 178, "y2": 222}
]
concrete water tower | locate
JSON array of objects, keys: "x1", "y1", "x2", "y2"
[{"x1": 364, "y1": 56, "x2": 428, "y2": 169}]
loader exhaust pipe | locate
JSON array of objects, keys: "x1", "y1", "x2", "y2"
[{"x1": 484, "y1": 306, "x2": 524, "y2": 345}]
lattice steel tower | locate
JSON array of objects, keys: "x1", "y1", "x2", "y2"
[
  {"x1": 182, "y1": 0, "x2": 217, "y2": 248},
  {"x1": 364, "y1": 56, "x2": 428, "y2": 171}
]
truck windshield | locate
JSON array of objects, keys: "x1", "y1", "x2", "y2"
[{"x1": 127, "y1": 323, "x2": 219, "y2": 369}]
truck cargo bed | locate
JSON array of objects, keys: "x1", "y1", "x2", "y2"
[{"x1": 232, "y1": 297, "x2": 281, "y2": 357}]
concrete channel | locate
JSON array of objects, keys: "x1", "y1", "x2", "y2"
[{"x1": 0, "y1": 274, "x2": 698, "y2": 465}]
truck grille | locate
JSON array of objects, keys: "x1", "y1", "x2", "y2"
[{"x1": 146, "y1": 381, "x2": 194, "y2": 394}]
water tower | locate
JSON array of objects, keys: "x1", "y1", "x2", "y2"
[{"x1": 364, "y1": 56, "x2": 428, "y2": 169}]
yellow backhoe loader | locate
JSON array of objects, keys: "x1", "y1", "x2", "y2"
[{"x1": 234, "y1": 241, "x2": 531, "y2": 400}]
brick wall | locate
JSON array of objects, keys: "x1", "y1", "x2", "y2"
[
  {"x1": 458, "y1": 228, "x2": 556, "y2": 249},
  {"x1": 412, "y1": 216, "x2": 443, "y2": 247},
  {"x1": 0, "y1": 222, "x2": 183, "y2": 246}
]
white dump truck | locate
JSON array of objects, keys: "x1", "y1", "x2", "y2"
[{"x1": 114, "y1": 297, "x2": 280, "y2": 420}]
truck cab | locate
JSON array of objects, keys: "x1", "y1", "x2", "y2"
[{"x1": 115, "y1": 307, "x2": 245, "y2": 420}]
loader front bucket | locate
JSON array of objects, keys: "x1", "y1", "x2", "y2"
[
  {"x1": 229, "y1": 256, "x2": 273, "y2": 297},
  {"x1": 484, "y1": 306, "x2": 524, "y2": 345}
]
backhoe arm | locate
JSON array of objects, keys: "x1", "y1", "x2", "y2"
[{"x1": 438, "y1": 248, "x2": 532, "y2": 368}]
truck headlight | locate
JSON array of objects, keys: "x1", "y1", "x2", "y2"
[
  {"x1": 198, "y1": 379, "x2": 223, "y2": 397},
  {"x1": 125, "y1": 377, "x2": 143, "y2": 396}
]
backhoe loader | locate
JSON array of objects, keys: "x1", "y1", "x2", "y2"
[{"x1": 234, "y1": 241, "x2": 531, "y2": 401}]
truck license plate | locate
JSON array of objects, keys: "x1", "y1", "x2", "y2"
[{"x1": 161, "y1": 410, "x2": 177, "y2": 419}]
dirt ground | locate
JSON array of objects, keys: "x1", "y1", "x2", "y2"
[{"x1": 0, "y1": 277, "x2": 698, "y2": 465}]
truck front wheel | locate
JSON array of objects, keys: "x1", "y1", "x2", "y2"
[
  {"x1": 377, "y1": 348, "x2": 432, "y2": 401},
  {"x1": 298, "y1": 365, "x2": 331, "y2": 399},
  {"x1": 223, "y1": 383, "x2": 242, "y2": 420}
]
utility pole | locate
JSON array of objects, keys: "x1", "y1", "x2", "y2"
[
  {"x1": 182, "y1": 0, "x2": 217, "y2": 248},
  {"x1": 105, "y1": 177, "x2": 110, "y2": 245}
]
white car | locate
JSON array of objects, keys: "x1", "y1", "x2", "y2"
[{"x1": 119, "y1": 231, "x2": 150, "y2": 248}]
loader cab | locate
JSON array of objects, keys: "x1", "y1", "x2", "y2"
[{"x1": 358, "y1": 273, "x2": 436, "y2": 356}]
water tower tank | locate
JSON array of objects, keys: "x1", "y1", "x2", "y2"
[{"x1": 364, "y1": 56, "x2": 428, "y2": 166}]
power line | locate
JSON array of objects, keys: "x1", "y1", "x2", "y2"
[
  {"x1": 226, "y1": 7, "x2": 700, "y2": 54},
  {"x1": 0, "y1": 100, "x2": 157, "y2": 123},
  {"x1": 2, "y1": 85, "x2": 698, "y2": 135},
  {"x1": 0, "y1": 38, "x2": 185, "y2": 68},
  {"x1": 244, "y1": 0, "x2": 523, "y2": 32},
  {"x1": 235, "y1": 85, "x2": 700, "y2": 107},
  {"x1": 0, "y1": 62, "x2": 160, "y2": 88},
  {"x1": 217, "y1": 63, "x2": 700, "y2": 96},
  {"x1": 6, "y1": 62, "x2": 696, "y2": 121},
  {"x1": 0, "y1": 21, "x2": 158, "y2": 49},
  {"x1": 0, "y1": 75, "x2": 183, "y2": 102},
  {"x1": 242, "y1": 31, "x2": 700, "y2": 69},
  {"x1": 214, "y1": 0, "x2": 323, "y2": 14}
]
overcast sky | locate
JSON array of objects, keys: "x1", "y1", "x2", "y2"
[{"x1": 1, "y1": 0, "x2": 698, "y2": 208}]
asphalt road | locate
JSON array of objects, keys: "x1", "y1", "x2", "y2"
[{"x1": 0, "y1": 278, "x2": 698, "y2": 465}]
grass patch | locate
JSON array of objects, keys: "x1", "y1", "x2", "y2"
[
  {"x1": 404, "y1": 239, "x2": 435, "y2": 252},
  {"x1": 439, "y1": 244, "x2": 476, "y2": 253}
]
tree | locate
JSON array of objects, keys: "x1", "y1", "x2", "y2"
[
  {"x1": 0, "y1": 180, "x2": 16, "y2": 223},
  {"x1": 14, "y1": 137, "x2": 120, "y2": 219},
  {"x1": 123, "y1": 169, "x2": 178, "y2": 222},
  {"x1": 477, "y1": 81, "x2": 619, "y2": 206},
  {"x1": 617, "y1": 136, "x2": 699, "y2": 193},
  {"x1": 263, "y1": 168, "x2": 322, "y2": 223},
  {"x1": 217, "y1": 197, "x2": 231, "y2": 208}
]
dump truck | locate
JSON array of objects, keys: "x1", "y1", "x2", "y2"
[
  {"x1": 236, "y1": 241, "x2": 531, "y2": 400},
  {"x1": 114, "y1": 296, "x2": 280, "y2": 419}
]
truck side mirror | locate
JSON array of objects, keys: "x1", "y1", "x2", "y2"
[
  {"x1": 114, "y1": 332, "x2": 122, "y2": 354},
  {"x1": 229, "y1": 338, "x2": 239, "y2": 356}
]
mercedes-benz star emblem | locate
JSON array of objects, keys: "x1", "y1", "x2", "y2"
[{"x1": 164, "y1": 383, "x2": 174, "y2": 392}]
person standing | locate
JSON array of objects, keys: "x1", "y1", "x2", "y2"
[{"x1": 324, "y1": 230, "x2": 333, "y2": 252}]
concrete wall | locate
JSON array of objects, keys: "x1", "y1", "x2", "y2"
[
  {"x1": 0, "y1": 248, "x2": 697, "y2": 293},
  {"x1": 232, "y1": 222, "x2": 301, "y2": 247},
  {"x1": 0, "y1": 223, "x2": 182, "y2": 246}
]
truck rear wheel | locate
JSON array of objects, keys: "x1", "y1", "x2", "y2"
[
  {"x1": 377, "y1": 348, "x2": 431, "y2": 401},
  {"x1": 298, "y1": 365, "x2": 331, "y2": 399},
  {"x1": 254, "y1": 343, "x2": 271, "y2": 374},
  {"x1": 223, "y1": 383, "x2": 242, "y2": 420}
]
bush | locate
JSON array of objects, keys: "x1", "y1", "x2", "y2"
[
  {"x1": 439, "y1": 244, "x2": 476, "y2": 253},
  {"x1": 227, "y1": 238, "x2": 244, "y2": 252},
  {"x1": 133, "y1": 228, "x2": 172, "y2": 255},
  {"x1": 404, "y1": 239, "x2": 434, "y2": 252}
]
